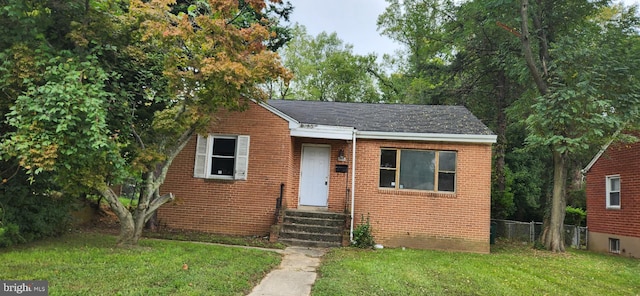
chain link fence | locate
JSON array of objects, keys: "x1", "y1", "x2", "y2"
[{"x1": 491, "y1": 219, "x2": 588, "y2": 249}]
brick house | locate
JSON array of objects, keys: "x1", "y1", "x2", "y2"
[
  {"x1": 583, "y1": 137, "x2": 640, "y2": 257},
  {"x1": 158, "y1": 99, "x2": 496, "y2": 253}
]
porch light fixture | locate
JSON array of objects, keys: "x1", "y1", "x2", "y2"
[{"x1": 338, "y1": 149, "x2": 346, "y2": 162}]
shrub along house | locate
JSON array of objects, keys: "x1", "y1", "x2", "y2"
[
  {"x1": 158, "y1": 99, "x2": 496, "y2": 253},
  {"x1": 583, "y1": 136, "x2": 640, "y2": 257}
]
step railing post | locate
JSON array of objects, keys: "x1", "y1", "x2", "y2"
[{"x1": 274, "y1": 183, "x2": 284, "y2": 224}]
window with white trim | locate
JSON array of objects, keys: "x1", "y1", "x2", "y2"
[
  {"x1": 379, "y1": 149, "x2": 456, "y2": 192},
  {"x1": 609, "y1": 238, "x2": 620, "y2": 254},
  {"x1": 606, "y1": 175, "x2": 620, "y2": 209},
  {"x1": 193, "y1": 134, "x2": 250, "y2": 180}
]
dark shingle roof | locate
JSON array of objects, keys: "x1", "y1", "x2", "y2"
[{"x1": 266, "y1": 100, "x2": 494, "y2": 135}]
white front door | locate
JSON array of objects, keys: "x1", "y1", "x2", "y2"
[{"x1": 299, "y1": 145, "x2": 330, "y2": 207}]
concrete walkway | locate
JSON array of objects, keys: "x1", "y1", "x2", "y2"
[{"x1": 248, "y1": 246, "x2": 327, "y2": 296}]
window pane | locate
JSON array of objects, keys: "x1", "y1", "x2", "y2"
[
  {"x1": 609, "y1": 238, "x2": 620, "y2": 253},
  {"x1": 438, "y1": 172, "x2": 455, "y2": 192},
  {"x1": 399, "y1": 150, "x2": 435, "y2": 190},
  {"x1": 213, "y1": 138, "x2": 236, "y2": 156},
  {"x1": 610, "y1": 177, "x2": 620, "y2": 191},
  {"x1": 439, "y1": 151, "x2": 456, "y2": 171},
  {"x1": 211, "y1": 157, "x2": 234, "y2": 176},
  {"x1": 380, "y1": 150, "x2": 397, "y2": 168},
  {"x1": 609, "y1": 192, "x2": 620, "y2": 206},
  {"x1": 380, "y1": 169, "x2": 396, "y2": 188}
]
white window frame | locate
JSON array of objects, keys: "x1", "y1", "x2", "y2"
[
  {"x1": 605, "y1": 175, "x2": 620, "y2": 209},
  {"x1": 609, "y1": 238, "x2": 620, "y2": 254},
  {"x1": 193, "y1": 134, "x2": 250, "y2": 180}
]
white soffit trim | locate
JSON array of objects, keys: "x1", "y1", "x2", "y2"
[
  {"x1": 582, "y1": 133, "x2": 619, "y2": 174},
  {"x1": 291, "y1": 124, "x2": 354, "y2": 140},
  {"x1": 582, "y1": 146, "x2": 608, "y2": 175},
  {"x1": 356, "y1": 131, "x2": 497, "y2": 144}
]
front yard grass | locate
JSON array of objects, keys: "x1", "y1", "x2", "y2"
[
  {"x1": 312, "y1": 241, "x2": 640, "y2": 295},
  {"x1": 0, "y1": 232, "x2": 280, "y2": 295}
]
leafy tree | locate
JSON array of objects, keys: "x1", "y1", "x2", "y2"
[
  {"x1": 503, "y1": 123, "x2": 550, "y2": 222},
  {"x1": 0, "y1": 0, "x2": 290, "y2": 245},
  {"x1": 517, "y1": 0, "x2": 640, "y2": 251},
  {"x1": 446, "y1": 0, "x2": 531, "y2": 219},
  {"x1": 377, "y1": 0, "x2": 455, "y2": 104},
  {"x1": 377, "y1": 0, "x2": 531, "y2": 220},
  {"x1": 377, "y1": 1, "x2": 640, "y2": 245},
  {"x1": 277, "y1": 25, "x2": 381, "y2": 102}
]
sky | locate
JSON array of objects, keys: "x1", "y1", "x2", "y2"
[
  {"x1": 287, "y1": 0, "x2": 640, "y2": 59},
  {"x1": 287, "y1": 0, "x2": 401, "y2": 57}
]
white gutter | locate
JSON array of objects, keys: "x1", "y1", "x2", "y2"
[
  {"x1": 356, "y1": 131, "x2": 497, "y2": 144},
  {"x1": 350, "y1": 129, "x2": 357, "y2": 243}
]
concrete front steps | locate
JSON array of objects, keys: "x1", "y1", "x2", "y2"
[{"x1": 279, "y1": 209, "x2": 346, "y2": 248}]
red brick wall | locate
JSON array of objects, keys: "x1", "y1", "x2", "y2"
[
  {"x1": 158, "y1": 101, "x2": 494, "y2": 252},
  {"x1": 586, "y1": 141, "x2": 640, "y2": 238},
  {"x1": 352, "y1": 140, "x2": 493, "y2": 253},
  {"x1": 158, "y1": 102, "x2": 293, "y2": 236}
]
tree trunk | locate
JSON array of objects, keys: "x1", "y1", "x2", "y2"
[
  {"x1": 99, "y1": 186, "x2": 162, "y2": 246},
  {"x1": 146, "y1": 211, "x2": 158, "y2": 231},
  {"x1": 98, "y1": 186, "x2": 137, "y2": 245},
  {"x1": 118, "y1": 215, "x2": 136, "y2": 246},
  {"x1": 97, "y1": 130, "x2": 189, "y2": 246},
  {"x1": 491, "y1": 71, "x2": 510, "y2": 218},
  {"x1": 132, "y1": 173, "x2": 153, "y2": 244},
  {"x1": 97, "y1": 173, "x2": 172, "y2": 246},
  {"x1": 494, "y1": 71, "x2": 508, "y2": 194},
  {"x1": 541, "y1": 149, "x2": 567, "y2": 252}
]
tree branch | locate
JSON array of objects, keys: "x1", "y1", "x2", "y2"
[
  {"x1": 532, "y1": 0, "x2": 549, "y2": 77},
  {"x1": 0, "y1": 161, "x2": 20, "y2": 186},
  {"x1": 97, "y1": 185, "x2": 132, "y2": 223},
  {"x1": 150, "y1": 127, "x2": 195, "y2": 194},
  {"x1": 366, "y1": 67, "x2": 401, "y2": 96},
  {"x1": 226, "y1": 2, "x2": 250, "y2": 25},
  {"x1": 520, "y1": 0, "x2": 548, "y2": 95},
  {"x1": 131, "y1": 125, "x2": 145, "y2": 150},
  {"x1": 145, "y1": 192, "x2": 175, "y2": 222}
]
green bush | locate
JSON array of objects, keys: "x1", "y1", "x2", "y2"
[
  {"x1": 0, "y1": 169, "x2": 73, "y2": 247},
  {"x1": 565, "y1": 206, "x2": 586, "y2": 226},
  {"x1": 352, "y1": 214, "x2": 375, "y2": 249},
  {"x1": 0, "y1": 223, "x2": 22, "y2": 247}
]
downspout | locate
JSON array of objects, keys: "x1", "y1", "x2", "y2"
[{"x1": 350, "y1": 129, "x2": 357, "y2": 242}]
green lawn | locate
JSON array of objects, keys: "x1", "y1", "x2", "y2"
[
  {"x1": 312, "y1": 241, "x2": 640, "y2": 296},
  {"x1": 0, "y1": 232, "x2": 281, "y2": 295}
]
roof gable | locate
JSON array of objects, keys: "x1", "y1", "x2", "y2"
[{"x1": 582, "y1": 129, "x2": 626, "y2": 174}]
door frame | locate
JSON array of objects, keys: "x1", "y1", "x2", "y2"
[{"x1": 298, "y1": 144, "x2": 331, "y2": 207}]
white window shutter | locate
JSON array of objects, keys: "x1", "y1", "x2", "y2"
[
  {"x1": 193, "y1": 134, "x2": 208, "y2": 178},
  {"x1": 234, "y1": 135, "x2": 250, "y2": 180}
]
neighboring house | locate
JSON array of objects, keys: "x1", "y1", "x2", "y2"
[
  {"x1": 583, "y1": 137, "x2": 640, "y2": 257},
  {"x1": 158, "y1": 99, "x2": 496, "y2": 253}
]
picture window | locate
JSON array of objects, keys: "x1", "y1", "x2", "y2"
[{"x1": 379, "y1": 149, "x2": 456, "y2": 192}]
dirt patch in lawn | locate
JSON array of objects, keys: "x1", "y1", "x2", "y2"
[{"x1": 75, "y1": 204, "x2": 284, "y2": 249}]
